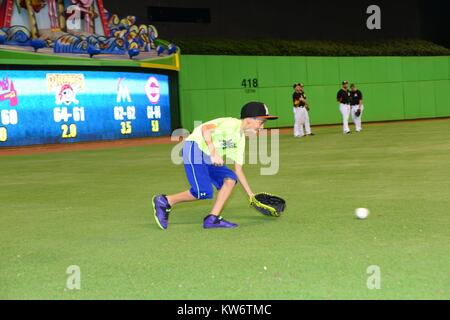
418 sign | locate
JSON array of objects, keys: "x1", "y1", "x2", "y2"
[{"x1": 241, "y1": 78, "x2": 258, "y2": 88}]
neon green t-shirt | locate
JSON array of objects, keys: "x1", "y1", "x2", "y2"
[{"x1": 186, "y1": 117, "x2": 246, "y2": 165}]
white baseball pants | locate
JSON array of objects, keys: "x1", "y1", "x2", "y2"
[
  {"x1": 339, "y1": 103, "x2": 351, "y2": 133},
  {"x1": 351, "y1": 105, "x2": 364, "y2": 132},
  {"x1": 293, "y1": 107, "x2": 311, "y2": 137}
]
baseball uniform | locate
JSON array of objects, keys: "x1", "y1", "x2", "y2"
[
  {"x1": 349, "y1": 89, "x2": 364, "y2": 132},
  {"x1": 293, "y1": 90, "x2": 311, "y2": 137},
  {"x1": 337, "y1": 88, "x2": 351, "y2": 133}
]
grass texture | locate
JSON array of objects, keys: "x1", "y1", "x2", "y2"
[{"x1": 1, "y1": 119, "x2": 449, "y2": 299}]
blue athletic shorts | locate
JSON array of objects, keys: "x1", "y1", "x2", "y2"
[{"x1": 182, "y1": 140, "x2": 238, "y2": 199}]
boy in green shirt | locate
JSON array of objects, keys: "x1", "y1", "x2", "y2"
[{"x1": 152, "y1": 101, "x2": 278, "y2": 229}]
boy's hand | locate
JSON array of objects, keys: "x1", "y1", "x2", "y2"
[{"x1": 211, "y1": 154, "x2": 224, "y2": 166}]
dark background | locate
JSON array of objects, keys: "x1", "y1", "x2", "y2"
[{"x1": 103, "y1": 0, "x2": 450, "y2": 48}]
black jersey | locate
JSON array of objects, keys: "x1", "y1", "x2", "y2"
[
  {"x1": 293, "y1": 91, "x2": 307, "y2": 107},
  {"x1": 349, "y1": 90, "x2": 363, "y2": 105},
  {"x1": 337, "y1": 89, "x2": 350, "y2": 104}
]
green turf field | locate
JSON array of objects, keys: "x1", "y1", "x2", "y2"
[{"x1": 1, "y1": 119, "x2": 449, "y2": 299}]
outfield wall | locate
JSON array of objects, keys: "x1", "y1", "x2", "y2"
[{"x1": 179, "y1": 55, "x2": 450, "y2": 131}]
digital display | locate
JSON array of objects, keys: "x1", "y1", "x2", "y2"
[{"x1": 0, "y1": 69, "x2": 172, "y2": 147}]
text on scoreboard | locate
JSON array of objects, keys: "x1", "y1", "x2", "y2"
[{"x1": 0, "y1": 70, "x2": 172, "y2": 146}]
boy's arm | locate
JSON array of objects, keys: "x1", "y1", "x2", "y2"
[
  {"x1": 234, "y1": 164, "x2": 254, "y2": 198},
  {"x1": 201, "y1": 124, "x2": 223, "y2": 166}
]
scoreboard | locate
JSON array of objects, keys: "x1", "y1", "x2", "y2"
[{"x1": 0, "y1": 68, "x2": 175, "y2": 147}]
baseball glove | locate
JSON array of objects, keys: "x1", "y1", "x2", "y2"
[
  {"x1": 250, "y1": 193, "x2": 286, "y2": 217},
  {"x1": 355, "y1": 109, "x2": 361, "y2": 117},
  {"x1": 294, "y1": 99, "x2": 300, "y2": 107}
]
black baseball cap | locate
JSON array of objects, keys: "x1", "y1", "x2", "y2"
[
  {"x1": 240, "y1": 101, "x2": 278, "y2": 120},
  {"x1": 293, "y1": 82, "x2": 304, "y2": 88},
  {"x1": 342, "y1": 80, "x2": 349, "y2": 85}
]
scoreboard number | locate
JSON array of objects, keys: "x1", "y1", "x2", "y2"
[
  {"x1": 0, "y1": 127, "x2": 7, "y2": 142},
  {"x1": 1, "y1": 109, "x2": 18, "y2": 125},
  {"x1": 114, "y1": 106, "x2": 136, "y2": 121},
  {"x1": 126, "y1": 106, "x2": 136, "y2": 120},
  {"x1": 120, "y1": 121, "x2": 132, "y2": 135},
  {"x1": 61, "y1": 124, "x2": 77, "y2": 138},
  {"x1": 54, "y1": 107, "x2": 85, "y2": 123},
  {"x1": 151, "y1": 120, "x2": 159, "y2": 132},
  {"x1": 73, "y1": 107, "x2": 85, "y2": 122}
]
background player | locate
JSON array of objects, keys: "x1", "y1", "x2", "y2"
[
  {"x1": 349, "y1": 83, "x2": 364, "y2": 132},
  {"x1": 292, "y1": 83, "x2": 313, "y2": 137},
  {"x1": 152, "y1": 102, "x2": 278, "y2": 230},
  {"x1": 337, "y1": 80, "x2": 351, "y2": 134}
]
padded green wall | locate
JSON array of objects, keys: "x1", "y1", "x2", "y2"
[{"x1": 179, "y1": 55, "x2": 450, "y2": 131}]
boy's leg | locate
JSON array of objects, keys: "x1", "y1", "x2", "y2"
[
  {"x1": 153, "y1": 141, "x2": 214, "y2": 230},
  {"x1": 203, "y1": 166, "x2": 239, "y2": 228},
  {"x1": 153, "y1": 191, "x2": 196, "y2": 230},
  {"x1": 167, "y1": 191, "x2": 196, "y2": 206},
  {"x1": 210, "y1": 178, "x2": 236, "y2": 215}
]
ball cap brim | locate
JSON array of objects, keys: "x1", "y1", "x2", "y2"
[
  {"x1": 240, "y1": 101, "x2": 279, "y2": 120},
  {"x1": 255, "y1": 115, "x2": 279, "y2": 120}
]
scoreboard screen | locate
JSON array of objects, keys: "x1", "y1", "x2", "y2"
[{"x1": 0, "y1": 68, "x2": 174, "y2": 147}]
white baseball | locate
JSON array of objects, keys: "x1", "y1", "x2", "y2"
[{"x1": 355, "y1": 208, "x2": 370, "y2": 219}]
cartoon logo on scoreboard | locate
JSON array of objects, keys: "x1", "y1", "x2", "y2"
[
  {"x1": 0, "y1": 76, "x2": 18, "y2": 107},
  {"x1": 46, "y1": 73, "x2": 84, "y2": 106},
  {"x1": 56, "y1": 83, "x2": 79, "y2": 105},
  {"x1": 145, "y1": 76, "x2": 160, "y2": 104}
]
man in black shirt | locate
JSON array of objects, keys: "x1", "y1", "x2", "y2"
[
  {"x1": 349, "y1": 83, "x2": 364, "y2": 132},
  {"x1": 292, "y1": 83, "x2": 313, "y2": 137},
  {"x1": 336, "y1": 80, "x2": 351, "y2": 134}
]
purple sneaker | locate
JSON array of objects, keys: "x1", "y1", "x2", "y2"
[
  {"x1": 203, "y1": 214, "x2": 238, "y2": 229},
  {"x1": 152, "y1": 194, "x2": 171, "y2": 230}
]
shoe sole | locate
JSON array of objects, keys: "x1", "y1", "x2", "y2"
[
  {"x1": 203, "y1": 224, "x2": 238, "y2": 229},
  {"x1": 203, "y1": 224, "x2": 239, "y2": 229},
  {"x1": 152, "y1": 195, "x2": 166, "y2": 230}
]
